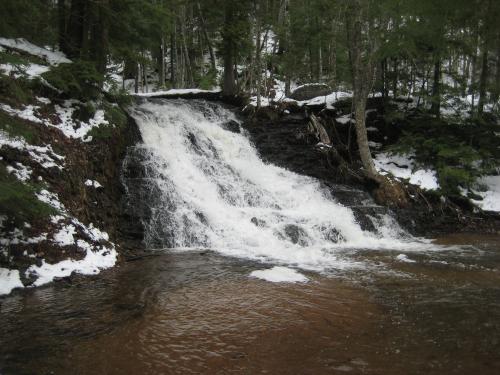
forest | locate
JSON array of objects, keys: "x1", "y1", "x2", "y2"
[
  {"x1": 1, "y1": 1, "x2": 500, "y2": 374},
  {"x1": 2, "y1": 0, "x2": 500, "y2": 190}
]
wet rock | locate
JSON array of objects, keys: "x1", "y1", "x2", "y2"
[
  {"x1": 251, "y1": 217, "x2": 266, "y2": 227},
  {"x1": 289, "y1": 83, "x2": 331, "y2": 101},
  {"x1": 284, "y1": 224, "x2": 308, "y2": 246},
  {"x1": 222, "y1": 120, "x2": 241, "y2": 133}
]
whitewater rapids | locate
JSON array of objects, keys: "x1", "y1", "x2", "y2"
[{"x1": 129, "y1": 99, "x2": 427, "y2": 271}]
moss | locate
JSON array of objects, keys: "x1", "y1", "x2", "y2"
[
  {"x1": 0, "y1": 165, "x2": 57, "y2": 225},
  {"x1": 0, "y1": 110, "x2": 37, "y2": 143},
  {"x1": 0, "y1": 74, "x2": 32, "y2": 105},
  {"x1": 42, "y1": 60, "x2": 103, "y2": 101}
]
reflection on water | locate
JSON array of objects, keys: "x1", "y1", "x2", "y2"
[{"x1": 1, "y1": 235, "x2": 500, "y2": 375}]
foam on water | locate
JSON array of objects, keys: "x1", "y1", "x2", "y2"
[{"x1": 129, "y1": 99, "x2": 431, "y2": 271}]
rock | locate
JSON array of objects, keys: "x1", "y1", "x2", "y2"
[
  {"x1": 222, "y1": 120, "x2": 241, "y2": 133},
  {"x1": 289, "y1": 83, "x2": 332, "y2": 101},
  {"x1": 251, "y1": 217, "x2": 266, "y2": 227},
  {"x1": 284, "y1": 224, "x2": 308, "y2": 246}
]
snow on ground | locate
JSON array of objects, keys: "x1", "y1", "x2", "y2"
[
  {"x1": 0, "y1": 268, "x2": 24, "y2": 295},
  {"x1": 0, "y1": 100, "x2": 108, "y2": 142},
  {"x1": 0, "y1": 38, "x2": 71, "y2": 65},
  {"x1": 0, "y1": 130, "x2": 64, "y2": 170},
  {"x1": 374, "y1": 152, "x2": 439, "y2": 191},
  {"x1": 0, "y1": 63, "x2": 50, "y2": 79},
  {"x1": 471, "y1": 175, "x2": 500, "y2": 212},
  {"x1": 7, "y1": 162, "x2": 32, "y2": 181},
  {"x1": 250, "y1": 266, "x2": 309, "y2": 283},
  {"x1": 135, "y1": 88, "x2": 220, "y2": 97}
]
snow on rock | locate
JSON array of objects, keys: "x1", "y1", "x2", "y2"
[
  {"x1": 0, "y1": 268, "x2": 24, "y2": 295},
  {"x1": 471, "y1": 175, "x2": 500, "y2": 212},
  {"x1": 84, "y1": 179, "x2": 102, "y2": 188},
  {"x1": 53, "y1": 224, "x2": 76, "y2": 246},
  {"x1": 396, "y1": 254, "x2": 417, "y2": 263},
  {"x1": 250, "y1": 266, "x2": 309, "y2": 283},
  {"x1": 0, "y1": 38, "x2": 71, "y2": 65},
  {"x1": 374, "y1": 152, "x2": 439, "y2": 191}
]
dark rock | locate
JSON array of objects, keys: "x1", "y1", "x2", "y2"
[
  {"x1": 289, "y1": 83, "x2": 332, "y2": 101},
  {"x1": 222, "y1": 120, "x2": 241, "y2": 133},
  {"x1": 284, "y1": 224, "x2": 308, "y2": 246},
  {"x1": 251, "y1": 217, "x2": 266, "y2": 227}
]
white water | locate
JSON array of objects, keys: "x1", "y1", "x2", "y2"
[{"x1": 130, "y1": 99, "x2": 428, "y2": 271}]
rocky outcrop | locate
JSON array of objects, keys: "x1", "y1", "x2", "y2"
[{"x1": 289, "y1": 83, "x2": 332, "y2": 101}]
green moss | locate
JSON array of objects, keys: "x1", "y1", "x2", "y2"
[
  {"x1": 0, "y1": 110, "x2": 37, "y2": 143},
  {"x1": 0, "y1": 74, "x2": 32, "y2": 105},
  {"x1": 42, "y1": 60, "x2": 103, "y2": 101},
  {"x1": 0, "y1": 165, "x2": 57, "y2": 225}
]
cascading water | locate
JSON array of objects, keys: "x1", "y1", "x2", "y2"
[{"x1": 126, "y1": 99, "x2": 424, "y2": 271}]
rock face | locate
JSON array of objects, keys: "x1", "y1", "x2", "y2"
[{"x1": 289, "y1": 83, "x2": 332, "y2": 101}]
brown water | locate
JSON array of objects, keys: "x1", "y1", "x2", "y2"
[{"x1": 1, "y1": 235, "x2": 500, "y2": 375}]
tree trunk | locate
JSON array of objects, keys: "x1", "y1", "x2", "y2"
[
  {"x1": 222, "y1": 3, "x2": 236, "y2": 95},
  {"x1": 57, "y1": 0, "x2": 67, "y2": 55},
  {"x1": 196, "y1": 2, "x2": 216, "y2": 73},
  {"x1": 255, "y1": 2, "x2": 262, "y2": 108},
  {"x1": 66, "y1": 0, "x2": 85, "y2": 58},
  {"x1": 430, "y1": 57, "x2": 441, "y2": 118},
  {"x1": 346, "y1": 0, "x2": 378, "y2": 177},
  {"x1": 478, "y1": 45, "x2": 489, "y2": 115}
]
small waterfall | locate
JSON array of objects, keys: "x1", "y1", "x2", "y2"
[{"x1": 126, "y1": 99, "x2": 422, "y2": 270}]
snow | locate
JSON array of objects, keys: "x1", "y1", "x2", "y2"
[
  {"x1": 26, "y1": 246, "x2": 117, "y2": 287},
  {"x1": 1, "y1": 100, "x2": 108, "y2": 142},
  {"x1": 471, "y1": 175, "x2": 500, "y2": 212},
  {"x1": 0, "y1": 63, "x2": 50, "y2": 79},
  {"x1": 7, "y1": 162, "x2": 32, "y2": 181},
  {"x1": 84, "y1": 179, "x2": 102, "y2": 188},
  {"x1": 135, "y1": 88, "x2": 220, "y2": 97},
  {"x1": 396, "y1": 254, "x2": 417, "y2": 263},
  {"x1": 53, "y1": 224, "x2": 76, "y2": 246},
  {"x1": 54, "y1": 101, "x2": 109, "y2": 141},
  {"x1": 374, "y1": 152, "x2": 439, "y2": 191},
  {"x1": 0, "y1": 268, "x2": 24, "y2": 295},
  {"x1": 0, "y1": 38, "x2": 71, "y2": 65},
  {"x1": 250, "y1": 266, "x2": 309, "y2": 283},
  {"x1": 0, "y1": 130, "x2": 64, "y2": 169},
  {"x1": 36, "y1": 189, "x2": 65, "y2": 211}
]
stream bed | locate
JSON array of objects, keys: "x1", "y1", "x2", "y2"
[{"x1": 1, "y1": 234, "x2": 499, "y2": 375}]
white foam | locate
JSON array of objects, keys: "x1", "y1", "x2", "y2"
[{"x1": 250, "y1": 266, "x2": 308, "y2": 283}]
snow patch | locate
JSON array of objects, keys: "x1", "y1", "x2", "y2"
[
  {"x1": 6, "y1": 162, "x2": 32, "y2": 181},
  {"x1": 250, "y1": 266, "x2": 309, "y2": 283},
  {"x1": 0, "y1": 38, "x2": 71, "y2": 65},
  {"x1": 0, "y1": 268, "x2": 24, "y2": 295},
  {"x1": 374, "y1": 152, "x2": 439, "y2": 191},
  {"x1": 471, "y1": 175, "x2": 500, "y2": 212},
  {"x1": 84, "y1": 179, "x2": 102, "y2": 188}
]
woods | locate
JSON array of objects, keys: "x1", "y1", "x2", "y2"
[{"x1": 1, "y1": 0, "x2": 499, "y2": 185}]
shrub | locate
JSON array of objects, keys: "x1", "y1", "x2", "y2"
[{"x1": 42, "y1": 60, "x2": 103, "y2": 101}]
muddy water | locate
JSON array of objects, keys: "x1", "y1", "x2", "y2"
[{"x1": 1, "y1": 235, "x2": 500, "y2": 375}]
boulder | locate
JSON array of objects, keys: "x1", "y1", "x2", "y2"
[{"x1": 289, "y1": 83, "x2": 332, "y2": 101}]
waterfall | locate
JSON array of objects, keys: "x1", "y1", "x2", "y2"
[{"x1": 127, "y1": 99, "x2": 423, "y2": 271}]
